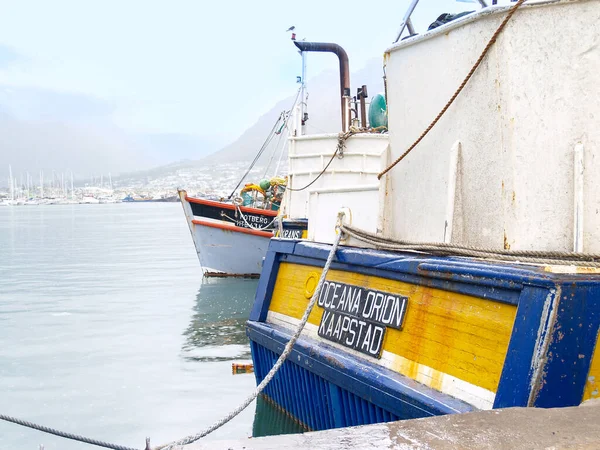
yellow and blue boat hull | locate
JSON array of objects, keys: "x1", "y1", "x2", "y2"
[{"x1": 247, "y1": 239, "x2": 600, "y2": 430}]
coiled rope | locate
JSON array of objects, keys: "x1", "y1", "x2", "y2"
[
  {"x1": 378, "y1": 0, "x2": 527, "y2": 180},
  {"x1": 341, "y1": 224, "x2": 600, "y2": 267},
  {"x1": 0, "y1": 414, "x2": 140, "y2": 450},
  {"x1": 154, "y1": 226, "x2": 344, "y2": 450}
]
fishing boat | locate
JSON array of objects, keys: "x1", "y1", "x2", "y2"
[
  {"x1": 178, "y1": 103, "x2": 310, "y2": 277},
  {"x1": 178, "y1": 187, "x2": 281, "y2": 277},
  {"x1": 247, "y1": 0, "x2": 600, "y2": 432}
]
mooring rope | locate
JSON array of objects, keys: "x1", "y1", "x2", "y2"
[
  {"x1": 0, "y1": 225, "x2": 343, "y2": 450},
  {"x1": 0, "y1": 414, "x2": 141, "y2": 450},
  {"x1": 377, "y1": 0, "x2": 527, "y2": 180},
  {"x1": 154, "y1": 226, "x2": 344, "y2": 450},
  {"x1": 341, "y1": 224, "x2": 600, "y2": 267}
]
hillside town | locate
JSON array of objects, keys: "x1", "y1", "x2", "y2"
[{"x1": 0, "y1": 159, "x2": 288, "y2": 205}]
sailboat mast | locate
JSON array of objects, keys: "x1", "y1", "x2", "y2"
[
  {"x1": 300, "y1": 50, "x2": 307, "y2": 136},
  {"x1": 9, "y1": 165, "x2": 14, "y2": 200},
  {"x1": 109, "y1": 172, "x2": 113, "y2": 190},
  {"x1": 70, "y1": 172, "x2": 74, "y2": 200},
  {"x1": 40, "y1": 170, "x2": 44, "y2": 198}
]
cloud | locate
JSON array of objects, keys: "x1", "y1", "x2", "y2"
[
  {"x1": 0, "y1": 44, "x2": 20, "y2": 69},
  {"x1": 0, "y1": 84, "x2": 115, "y2": 122}
]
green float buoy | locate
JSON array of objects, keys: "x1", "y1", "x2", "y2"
[
  {"x1": 259, "y1": 179, "x2": 271, "y2": 191},
  {"x1": 368, "y1": 93, "x2": 388, "y2": 129}
]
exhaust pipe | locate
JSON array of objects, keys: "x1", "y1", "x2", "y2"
[{"x1": 293, "y1": 41, "x2": 350, "y2": 132}]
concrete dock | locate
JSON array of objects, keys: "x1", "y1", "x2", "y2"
[{"x1": 181, "y1": 400, "x2": 600, "y2": 449}]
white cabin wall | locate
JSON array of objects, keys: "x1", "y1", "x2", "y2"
[
  {"x1": 384, "y1": 0, "x2": 600, "y2": 252},
  {"x1": 284, "y1": 134, "x2": 389, "y2": 243}
]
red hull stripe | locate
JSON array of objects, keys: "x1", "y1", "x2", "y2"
[
  {"x1": 185, "y1": 196, "x2": 279, "y2": 217},
  {"x1": 192, "y1": 219, "x2": 274, "y2": 238}
]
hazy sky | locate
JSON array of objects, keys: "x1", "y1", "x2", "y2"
[{"x1": 0, "y1": 0, "x2": 483, "y2": 144}]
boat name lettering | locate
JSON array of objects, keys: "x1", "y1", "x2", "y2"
[
  {"x1": 318, "y1": 310, "x2": 385, "y2": 358},
  {"x1": 317, "y1": 281, "x2": 408, "y2": 330},
  {"x1": 233, "y1": 212, "x2": 270, "y2": 228},
  {"x1": 281, "y1": 229, "x2": 302, "y2": 239}
]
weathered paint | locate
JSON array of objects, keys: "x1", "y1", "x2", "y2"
[
  {"x1": 381, "y1": 0, "x2": 600, "y2": 252},
  {"x1": 248, "y1": 239, "x2": 600, "y2": 430},
  {"x1": 532, "y1": 283, "x2": 600, "y2": 407},
  {"x1": 583, "y1": 335, "x2": 600, "y2": 401},
  {"x1": 268, "y1": 262, "x2": 516, "y2": 403}
]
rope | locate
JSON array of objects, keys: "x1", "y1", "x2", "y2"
[
  {"x1": 0, "y1": 414, "x2": 140, "y2": 450},
  {"x1": 341, "y1": 224, "x2": 600, "y2": 267},
  {"x1": 377, "y1": 0, "x2": 527, "y2": 180},
  {"x1": 263, "y1": 129, "x2": 287, "y2": 178},
  {"x1": 286, "y1": 147, "x2": 339, "y2": 192},
  {"x1": 227, "y1": 113, "x2": 285, "y2": 200},
  {"x1": 228, "y1": 88, "x2": 302, "y2": 200},
  {"x1": 287, "y1": 128, "x2": 385, "y2": 192},
  {"x1": 273, "y1": 135, "x2": 288, "y2": 176},
  {"x1": 231, "y1": 206, "x2": 278, "y2": 231},
  {"x1": 154, "y1": 227, "x2": 344, "y2": 450}
]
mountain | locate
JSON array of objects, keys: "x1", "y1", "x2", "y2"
[
  {"x1": 0, "y1": 57, "x2": 385, "y2": 189},
  {"x1": 201, "y1": 57, "x2": 385, "y2": 166},
  {"x1": 0, "y1": 85, "x2": 223, "y2": 187}
]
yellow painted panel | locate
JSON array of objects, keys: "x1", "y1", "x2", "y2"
[
  {"x1": 269, "y1": 262, "x2": 517, "y2": 393},
  {"x1": 582, "y1": 333, "x2": 600, "y2": 402}
]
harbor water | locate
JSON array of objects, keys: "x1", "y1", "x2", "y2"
[{"x1": 0, "y1": 203, "x2": 297, "y2": 450}]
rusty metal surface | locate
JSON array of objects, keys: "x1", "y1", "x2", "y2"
[
  {"x1": 293, "y1": 41, "x2": 350, "y2": 131},
  {"x1": 204, "y1": 271, "x2": 260, "y2": 279}
]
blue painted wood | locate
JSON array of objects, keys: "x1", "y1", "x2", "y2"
[
  {"x1": 292, "y1": 241, "x2": 556, "y2": 283},
  {"x1": 250, "y1": 238, "x2": 600, "y2": 425},
  {"x1": 493, "y1": 285, "x2": 555, "y2": 408},
  {"x1": 533, "y1": 283, "x2": 600, "y2": 407},
  {"x1": 249, "y1": 242, "x2": 286, "y2": 322},
  {"x1": 281, "y1": 253, "x2": 522, "y2": 306},
  {"x1": 327, "y1": 384, "x2": 343, "y2": 428},
  {"x1": 248, "y1": 322, "x2": 475, "y2": 420}
]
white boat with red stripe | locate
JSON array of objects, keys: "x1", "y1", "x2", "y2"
[{"x1": 178, "y1": 189, "x2": 278, "y2": 277}]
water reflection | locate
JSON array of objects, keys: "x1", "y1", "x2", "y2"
[
  {"x1": 252, "y1": 395, "x2": 307, "y2": 438},
  {"x1": 182, "y1": 278, "x2": 258, "y2": 362}
]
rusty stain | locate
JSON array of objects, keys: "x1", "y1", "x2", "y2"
[
  {"x1": 557, "y1": 331, "x2": 565, "y2": 341},
  {"x1": 503, "y1": 231, "x2": 511, "y2": 250},
  {"x1": 512, "y1": 191, "x2": 516, "y2": 205},
  {"x1": 324, "y1": 354, "x2": 346, "y2": 370},
  {"x1": 205, "y1": 271, "x2": 260, "y2": 279}
]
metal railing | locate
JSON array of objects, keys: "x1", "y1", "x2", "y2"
[{"x1": 393, "y1": 0, "x2": 489, "y2": 43}]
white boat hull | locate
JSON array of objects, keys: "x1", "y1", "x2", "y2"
[
  {"x1": 191, "y1": 223, "x2": 271, "y2": 276},
  {"x1": 178, "y1": 190, "x2": 275, "y2": 277}
]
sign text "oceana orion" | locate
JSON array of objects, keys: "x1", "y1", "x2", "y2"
[{"x1": 317, "y1": 281, "x2": 408, "y2": 330}]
